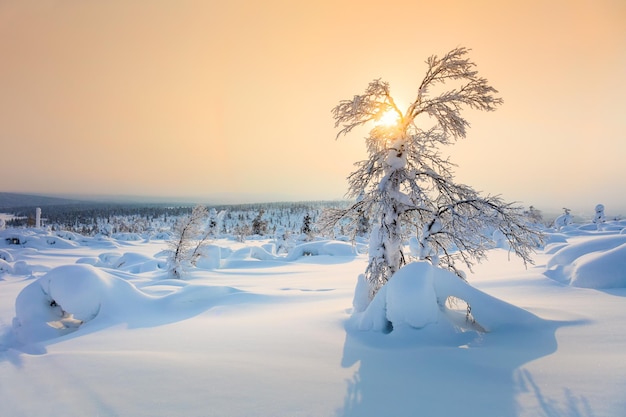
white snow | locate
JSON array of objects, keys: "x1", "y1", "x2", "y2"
[
  {"x1": 1, "y1": 222, "x2": 626, "y2": 417},
  {"x1": 546, "y1": 233, "x2": 626, "y2": 288}
]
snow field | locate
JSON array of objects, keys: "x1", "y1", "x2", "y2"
[{"x1": 0, "y1": 222, "x2": 625, "y2": 416}]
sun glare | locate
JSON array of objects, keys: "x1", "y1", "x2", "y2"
[{"x1": 374, "y1": 110, "x2": 400, "y2": 127}]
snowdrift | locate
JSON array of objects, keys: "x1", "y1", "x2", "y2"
[
  {"x1": 286, "y1": 240, "x2": 357, "y2": 260},
  {"x1": 12, "y1": 264, "x2": 248, "y2": 344},
  {"x1": 77, "y1": 251, "x2": 166, "y2": 273},
  {"x1": 351, "y1": 261, "x2": 541, "y2": 337},
  {"x1": 545, "y1": 234, "x2": 626, "y2": 289},
  {"x1": 1, "y1": 229, "x2": 80, "y2": 249},
  {"x1": 220, "y1": 240, "x2": 357, "y2": 267}
]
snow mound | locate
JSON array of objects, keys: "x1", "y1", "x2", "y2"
[
  {"x1": 0, "y1": 258, "x2": 49, "y2": 276},
  {"x1": 111, "y1": 232, "x2": 143, "y2": 241},
  {"x1": 14, "y1": 264, "x2": 119, "y2": 343},
  {"x1": 351, "y1": 261, "x2": 540, "y2": 336},
  {"x1": 53, "y1": 231, "x2": 84, "y2": 242},
  {"x1": 221, "y1": 240, "x2": 357, "y2": 267},
  {"x1": 0, "y1": 259, "x2": 12, "y2": 274},
  {"x1": 286, "y1": 240, "x2": 356, "y2": 260},
  {"x1": 229, "y1": 245, "x2": 279, "y2": 261},
  {"x1": 13, "y1": 260, "x2": 51, "y2": 275},
  {"x1": 76, "y1": 251, "x2": 160, "y2": 272},
  {"x1": 1, "y1": 229, "x2": 80, "y2": 249},
  {"x1": 12, "y1": 263, "x2": 249, "y2": 344},
  {"x1": 542, "y1": 232, "x2": 569, "y2": 252},
  {"x1": 97, "y1": 251, "x2": 123, "y2": 267},
  {"x1": 0, "y1": 249, "x2": 14, "y2": 261},
  {"x1": 545, "y1": 235, "x2": 626, "y2": 288},
  {"x1": 386, "y1": 262, "x2": 439, "y2": 328},
  {"x1": 195, "y1": 244, "x2": 222, "y2": 269},
  {"x1": 112, "y1": 252, "x2": 164, "y2": 273},
  {"x1": 570, "y1": 243, "x2": 626, "y2": 288}
]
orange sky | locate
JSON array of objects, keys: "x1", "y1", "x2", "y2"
[{"x1": 1, "y1": 0, "x2": 624, "y2": 213}]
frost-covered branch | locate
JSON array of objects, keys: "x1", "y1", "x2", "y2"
[
  {"x1": 332, "y1": 79, "x2": 398, "y2": 139},
  {"x1": 407, "y1": 47, "x2": 503, "y2": 139}
]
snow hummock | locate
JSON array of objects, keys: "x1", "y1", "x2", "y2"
[
  {"x1": 545, "y1": 233, "x2": 626, "y2": 288},
  {"x1": 382, "y1": 262, "x2": 440, "y2": 328},
  {"x1": 352, "y1": 261, "x2": 541, "y2": 336}
]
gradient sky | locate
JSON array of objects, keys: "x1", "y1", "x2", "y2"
[{"x1": 1, "y1": 0, "x2": 624, "y2": 213}]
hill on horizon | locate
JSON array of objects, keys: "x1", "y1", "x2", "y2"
[{"x1": 0, "y1": 192, "x2": 91, "y2": 209}]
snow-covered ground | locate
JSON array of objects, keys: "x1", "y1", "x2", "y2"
[{"x1": 1, "y1": 222, "x2": 625, "y2": 417}]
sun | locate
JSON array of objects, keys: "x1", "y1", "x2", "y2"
[{"x1": 374, "y1": 109, "x2": 400, "y2": 127}]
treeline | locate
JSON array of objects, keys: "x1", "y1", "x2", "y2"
[
  {"x1": 3, "y1": 200, "x2": 351, "y2": 237},
  {"x1": 5, "y1": 203, "x2": 192, "y2": 229}
]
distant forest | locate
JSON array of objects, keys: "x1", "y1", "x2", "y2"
[
  {"x1": 0, "y1": 193, "x2": 350, "y2": 237},
  {"x1": 4, "y1": 202, "x2": 193, "y2": 229}
]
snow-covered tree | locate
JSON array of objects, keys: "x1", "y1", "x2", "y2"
[
  {"x1": 167, "y1": 205, "x2": 208, "y2": 278},
  {"x1": 251, "y1": 210, "x2": 268, "y2": 236},
  {"x1": 300, "y1": 213, "x2": 314, "y2": 241},
  {"x1": 354, "y1": 191, "x2": 370, "y2": 239},
  {"x1": 323, "y1": 47, "x2": 542, "y2": 300},
  {"x1": 273, "y1": 225, "x2": 291, "y2": 254},
  {"x1": 203, "y1": 208, "x2": 226, "y2": 240},
  {"x1": 553, "y1": 208, "x2": 573, "y2": 230},
  {"x1": 593, "y1": 204, "x2": 605, "y2": 225},
  {"x1": 524, "y1": 205, "x2": 544, "y2": 226},
  {"x1": 233, "y1": 223, "x2": 251, "y2": 242}
]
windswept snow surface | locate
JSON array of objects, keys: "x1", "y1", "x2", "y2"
[{"x1": 0, "y1": 225, "x2": 625, "y2": 417}]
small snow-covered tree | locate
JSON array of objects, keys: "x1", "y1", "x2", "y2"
[
  {"x1": 554, "y1": 208, "x2": 573, "y2": 230},
  {"x1": 273, "y1": 225, "x2": 291, "y2": 254},
  {"x1": 251, "y1": 210, "x2": 268, "y2": 236},
  {"x1": 301, "y1": 213, "x2": 312, "y2": 235},
  {"x1": 323, "y1": 47, "x2": 542, "y2": 300},
  {"x1": 233, "y1": 223, "x2": 251, "y2": 242},
  {"x1": 525, "y1": 205, "x2": 544, "y2": 226},
  {"x1": 206, "y1": 208, "x2": 219, "y2": 237},
  {"x1": 354, "y1": 191, "x2": 370, "y2": 239},
  {"x1": 300, "y1": 213, "x2": 315, "y2": 241},
  {"x1": 593, "y1": 204, "x2": 605, "y2": 225},
  {"x1": 167, "y1": 205, "x2": 208, "y2": 278},
  {"x1": 203, "y1": 208, "x2": 226, "y2": 239}
]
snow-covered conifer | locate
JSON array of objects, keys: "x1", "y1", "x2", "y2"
[
  {"x1": 207, "y1": 209, "x2": 226, "y2": 238},
  {"x1": 251, "y1": 210, "x2": 268, "y2": 236},
  {"x1": 300, "y1": 213, "x2": 315, "y2": 241},
  {"x1": 593, "y1": 204, "x2": 606, "y2": 225}
]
